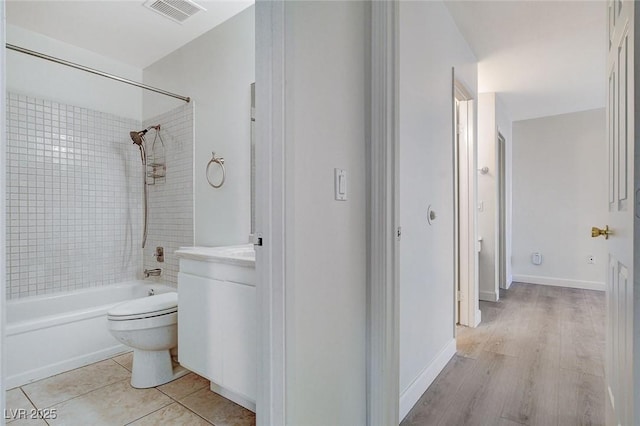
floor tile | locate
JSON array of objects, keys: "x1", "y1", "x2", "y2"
[
  {"x1": 22, "y1": 360, "x2": 131, "y2": 409},
  {"x1": 180, "y1": 388, "x2": 255, "y2": 426},
  {"x1": 157, "y1": 373, "x2": 209, "y2": 400},
  {"x1": 5, "y1": 388, "x2": 35, "y2": 424},
  {"x1": 112, "y1": 352, "x2": 134, "y2": 372},
  {"x1": 128, "y1": 403, "x2": 211, "y2": 425},
  {"x1": 48, "y1": 380, "x2": 172, "y2": 426},
  {"x1": 4, "y1": 417, "x2": 48, "y2": 426}
]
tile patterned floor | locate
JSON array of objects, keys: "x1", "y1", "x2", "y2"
[{"x1": 5, "y1": 352, "x2": 256, "y2": 426}]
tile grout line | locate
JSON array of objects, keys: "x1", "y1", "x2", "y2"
[
  {"x1": 111, "y1": 352, "x2": 134, "y2": 371},
  {"x1": 172, "y1": 397, "x2": 216, "y2": 425},
  {"x1": 38, "y1": 377, "x2": 131, "y2": 411},
  {"x1": 122, "y1": 397, "x2": 175, "y2": 426}
]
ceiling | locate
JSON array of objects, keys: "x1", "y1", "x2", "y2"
[
  {"x1": 6, "y1": 0, "x2": 254, "y2": 69},
  {"x1": 444, "y1": 1, "x2": 607, "y2": 122},
  {"x1": 6, "y1": 0, "x2": 606, "y2": 121}
]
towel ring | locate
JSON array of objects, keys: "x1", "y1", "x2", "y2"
[{"x1": 206, "y1": 152, "x2": 226, "y2": 188}]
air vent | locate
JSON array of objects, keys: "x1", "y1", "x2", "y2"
[{"x1": 144, "y1": 0, "x2": 206, "y2": 24}]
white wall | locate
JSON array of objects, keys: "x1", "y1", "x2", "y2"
[
  {"x1": 477, "y1": 93, "x2": 512, "y2": 301},
  {"x1": 6, "y1": 25, "x2": 142, "y2": 120},
  {"x1": 143, "y1": 6, "x2": 254, "y2": 247},
  {"x1": 283, "y1": 2, "x2": 367, "y2": 424},
  {"x1": 512, "y1": 108, "x2": 607, "y2": 290},
  {"x1": 399, "y1": 1, "x2": 477, "y2": 420}
]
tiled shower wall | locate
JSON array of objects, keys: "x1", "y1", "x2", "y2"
[
  {"x1": 6, "y1": 92, "x2": 143, "y2": 299},
  {"x1": 142, "y1": 104, "x2": 194, "y2": 287}
]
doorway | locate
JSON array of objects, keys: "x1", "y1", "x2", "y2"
[{"x1": 453, "y1": 79, "x2": 477, "y2": 327}]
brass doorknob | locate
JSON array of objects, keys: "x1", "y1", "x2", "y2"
[{"x1": 591, "y1": 225, "x2": 611, "y2": 239}]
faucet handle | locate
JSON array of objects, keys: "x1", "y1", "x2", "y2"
[{"x1": 154, "y1": 246, "x2": 164, "y2": 263}]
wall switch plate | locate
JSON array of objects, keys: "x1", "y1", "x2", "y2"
[{"x1": 335, "y1": 168, "x2": 347, "y2": 201}]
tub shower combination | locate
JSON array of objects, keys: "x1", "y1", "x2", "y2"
[{"x1": 6, "y1": 46, "x2": 195, "y2": 389}]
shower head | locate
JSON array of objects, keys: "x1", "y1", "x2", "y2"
[
  {"x1": 129, "y1": 125, "x2": 161, "y2": 146},
  {"x1": 130, "y1": 129, "x2": 148, "y2": 146}
]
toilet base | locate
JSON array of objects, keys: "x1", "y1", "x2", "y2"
[{"x1": 130, "y1": 348, "x2": 189, "y2": 388}]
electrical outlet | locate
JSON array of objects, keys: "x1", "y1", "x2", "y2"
[{"x1": 587, "y1": 255, "x2": 595, "y2": 264}]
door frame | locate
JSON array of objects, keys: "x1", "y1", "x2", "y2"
[
  {"x1": 255, "y1": 1, "x2": 287, "y2": 424},
  {"x1": 368, "y1": 1, "x2": 400, "y2": 424},
  {"x1": 453, "y1": 80, "x2": 479, "y2": 328},
  {"x1": 0, "y1": 0, "x2": 7, "y2": 417},
  {"x1": 496, "y1": 132, "x2": 507, "y2": 290}
]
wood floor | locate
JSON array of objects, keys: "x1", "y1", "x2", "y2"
[{"x1": 401, "y1": 282, "x2": 605, "y2": 426}]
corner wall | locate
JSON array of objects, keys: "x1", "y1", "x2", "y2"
[
  {"x1": 142, "y1": 104, "x2": 194, "y2": 286},
  {"x1": 512, "y1": 109, "x2": 606, "y2": 290},
  {"x1": 398, "y1": 1, "x2": 477, "y2": 419},
  {"x1": 143, "y1": 6, "x2": 255, "y2": 247}
]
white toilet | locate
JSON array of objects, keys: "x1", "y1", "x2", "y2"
[{"x1": 107, "y1": 292, "x2": 188, "y2": 388}]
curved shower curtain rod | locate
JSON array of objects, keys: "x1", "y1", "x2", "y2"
[{"x1": 5, "y1": 43, "x2": 191, "y2": 103}]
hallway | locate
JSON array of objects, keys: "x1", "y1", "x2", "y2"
[{"x1": 401, "y1": 282, "x2": 605, "y2": 426}]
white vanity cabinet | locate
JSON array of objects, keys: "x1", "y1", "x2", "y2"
[{"x1": 176, "y1": 245, "x2": 256, "y2": 412}]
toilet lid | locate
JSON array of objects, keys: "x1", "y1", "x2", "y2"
[{"x1": 108, "y1": 292, "x2": 177, "y2": 318}]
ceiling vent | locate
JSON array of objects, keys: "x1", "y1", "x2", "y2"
[{"x1": 143, "y1": 0, "x2": 206, "y2": 24}]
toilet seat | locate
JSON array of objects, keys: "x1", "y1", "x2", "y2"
[{"x1": 108, "y1": 292, "x2": 177, "y2": 321}]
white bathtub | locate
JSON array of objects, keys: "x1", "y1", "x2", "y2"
[{"x1": 6, "y1": 280, "x2": 175, "y2": 389}]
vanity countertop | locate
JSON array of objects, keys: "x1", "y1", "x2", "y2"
[{"x1": 175, "y1": 244, "x2": 255, "y2": 267}]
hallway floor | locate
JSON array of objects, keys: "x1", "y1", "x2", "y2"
[
  {"x1": 5, "y1": 352, "x2": 255, "y2": 426},
  {"x1": 402, "y1": 282, "x2": 605, "y2": 426}
]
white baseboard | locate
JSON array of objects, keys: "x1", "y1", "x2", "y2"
[
  {"x1": 506, "y1": 275, "x2": 513, "y2": 289},
  {"x1": 210, "y1": 381, "x2": 256, "y2": 413},
  {"x1": 6, "y1": 345, "x2": 128, "y2": 389},
  {"x1": 512, "y1": 275, "x2": 605, "y2": 292},
  {"x1": 473, "y1": 309, "x2": 482, "y2": 327},
  {"x1": 479, "y1": 290, "x2": 498, "y2": 302},
  {"x1": 399, "y1": 339, "x2": 456, "y2": 422}
]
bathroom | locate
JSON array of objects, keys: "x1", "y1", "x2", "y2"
[{"x1": 3, "y1": 1, "x2": 256, "y2": 424}]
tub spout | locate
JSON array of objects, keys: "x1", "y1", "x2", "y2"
[{"x1": 144, "y1": 268, "x2": 162, "y2": 278}]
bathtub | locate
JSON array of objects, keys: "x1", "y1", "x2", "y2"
[{"x1": 6, "y1": 280, "x2": 175, "y2": 389}]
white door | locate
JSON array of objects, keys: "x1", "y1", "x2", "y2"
[
  {"x1": 605, "y1": 1, "x2": 635, "y2": 424},
  {"x1": 455, "y1": 96, "x2": 474, "y2": 327}
]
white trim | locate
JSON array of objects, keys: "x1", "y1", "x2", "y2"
[
  {"x1": 474, "y1": 309, "x2": 482, "y2": 327},
  {"x1": 368, "y1": 1, "x2": 400, "y2": 425},
  {"x1": 479, "y1": 290, "x2": 499, "y2": 302},
  {"x1": 5, "y1": 346, "x2": 127, "y2": 390},
  {"x1": 255, "y1": 1, "x2": 286, "y2": 424},
  {"x1": 210, "y1": 381, "x2": 255, "y2": 413},
  {"x1": 1, "y1": 1, "x2": 6, "y2": 418},
  {"x1": 452, "y1": 87, "x2": 479, "y2": 328},
  {"x1": 512, "y1": 275, "x2": 605, "y2": 292},
  {"x1": 398, "y1": 339, "x2": 457, "y2": 422}
]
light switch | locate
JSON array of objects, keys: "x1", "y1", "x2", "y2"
[{"x1": 335, "y1": 168, "x2": 347, "y2": 201}]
